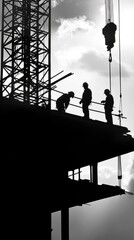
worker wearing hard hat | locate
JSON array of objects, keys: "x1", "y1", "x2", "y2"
[
  {"x1": 79, "y1": 82, "x2": 92, "y2": 119},
  {"x1": 56, "y1": 91, "x2": 74, "y2": 112},
  {"x1": 101, "y1": 89, "x2": 114, "y2": 124}
]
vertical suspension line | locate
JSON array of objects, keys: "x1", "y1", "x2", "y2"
[
  {"x1": 104, "y1": 1, "x2": 122, "y2": 187},
  {"x1": 118, "y1": 0, "x2": 123, "y2": 118},
  {"x1": 104, "y1": 0, "x2": 115, "y2": 92},
  {"x1": 109, "y1": 50, "x2": 112, "y2": 92},
  {"x1": 118, "y1": 0, "x2": 122, "y2": 187},
  {"x1": 105, "y1": 0, "x2": 114, "y2": 23}
]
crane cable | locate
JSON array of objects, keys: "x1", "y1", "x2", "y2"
[
  {"x1": 108, "y1": 51, "x2": 122, "y2": 189},
  {"x1": 105, "y1": 0, "x2": 123, "y2": 188},
  {"x1": 118, "y1": 0, "x2": 122, "y2": 188},
  {"x1": 118, "y1": 0, "x2": 123, "y2": 122},
  {"x1": 108, "y1": 50, "x2": 112, "y2": 92}
]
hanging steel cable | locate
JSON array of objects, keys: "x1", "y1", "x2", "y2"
[
  {"x1": 118, "y1": 0, "x2": 123, "y2": 121},
  {"x1": 102, "y1": 0, "x2": 117, "y2": 92},
  {"x1": 117, "y1": 0, "x2": 123, "y2": 188},
  {"x1": 109, "y1": 50, "x2": 112, "y2": 92},
  {"x1": 103, "y1": 0, "x2": 123, "y2": 188}
]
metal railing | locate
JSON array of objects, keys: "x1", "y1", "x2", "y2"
[{"x1": 52, "y1": 89, "x2": 126, "y2": 120}]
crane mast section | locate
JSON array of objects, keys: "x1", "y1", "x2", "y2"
[{"x1": 0, "y1": 0, "x2": 51, "y2": 106}]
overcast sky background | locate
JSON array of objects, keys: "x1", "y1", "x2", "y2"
[{"x1": 51, "y1": 1, "x2": 134, "y2": 240}]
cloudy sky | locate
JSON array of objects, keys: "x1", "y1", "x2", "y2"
[{"x1": 51, "y1": 1, "x2": 134, "y2": 240}]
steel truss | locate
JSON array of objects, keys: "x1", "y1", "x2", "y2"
[{"x1": 0, "y1": 0, "x2": 51, "y2": 106}]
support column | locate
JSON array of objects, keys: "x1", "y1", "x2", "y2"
[
  {"x1": 61, "y1": 207, "x2": 69, "y2": 240},
  {"x1": 90, "y1": 163, "x2": 98, "y2": 184},
  {"x1": 93, "y1": 162, "x2": 98, "y2": 184}
]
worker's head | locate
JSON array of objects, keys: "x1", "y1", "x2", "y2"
[
  {"x1": 83, "y1": 82, "x2": 88, "y2": 89},
  {"x1": 104, "y1": 89, "x2": 110, "y2": 96},
  {"x1": 68, "y1": 91, "x2": 74, "y2": 98}
]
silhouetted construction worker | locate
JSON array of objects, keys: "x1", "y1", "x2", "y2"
[
  {"x1": 56, "y1": 91, "x2": 74, "y2": 112},
  {"x1": 79, "y1": 82, "x2": 92, "y2": 119},
  {"x1": 101, "y1": 89, "x2": 114, "y2": 124}
]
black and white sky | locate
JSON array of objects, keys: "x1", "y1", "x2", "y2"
[{"x1": 51, "y1": 1, "x2": 134, "y2": 239}]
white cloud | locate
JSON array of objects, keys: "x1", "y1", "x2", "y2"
[
  {"x1": 52, "y1": 0, "x2": 64, "y2": 8},
  {"x1": 53, "y1": 13, "x2": 132, "y2": 78},
  {"x1": 56, "y1": 16, "x2": 95, "y2": 38},
  {"x1": 54, "y1": 45, "x2": 131, "y2": 79},
  {"x1": 98, "y1": 165, "x2": 117, "y2": 185},
  {"x1": 55, "y1": 46, "x2": 87, "y2": 69}
]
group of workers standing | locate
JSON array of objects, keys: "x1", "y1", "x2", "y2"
[{"x1": 56, "y1": 82, "x2": 114, "y2": 125}]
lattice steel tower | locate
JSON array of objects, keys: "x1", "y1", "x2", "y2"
[{"x1": 0, "y1": 0, "x2": 51, "y2": 107}]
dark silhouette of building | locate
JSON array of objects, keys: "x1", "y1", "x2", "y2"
[
  {"x1": 80, "y1": 82, "x2": 92, "y2": 119},
  {"x1": 0, "y1": 97, "x2": 134, "y2": 240},
  {"x1": 101, "y1": 89, "x2": 114, "y2": 124},
  {"x1": 56, "y1": 91, "x2": 74, "y2": 112}
]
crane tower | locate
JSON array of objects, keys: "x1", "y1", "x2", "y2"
[{"x1": 0, "y1": 0, "x2": 51, "y2": 107}]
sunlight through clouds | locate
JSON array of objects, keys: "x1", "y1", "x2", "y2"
[
  {"x1": 56, "y1": 16, "x2": 95, "y2": 38},
  {"x1": 55, "y1": 46, "x2": 86, "y2": 69}
]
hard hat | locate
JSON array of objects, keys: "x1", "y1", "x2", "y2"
[
  {"x1": 68, "y1": 91, "x2": 74, "y2": 98},
  {"x1": 83, "y1": 82, "x2": 88, "y2": 88},
  {"x1": 104, "y1": 89, "x2": 110, "y2": 94}
]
